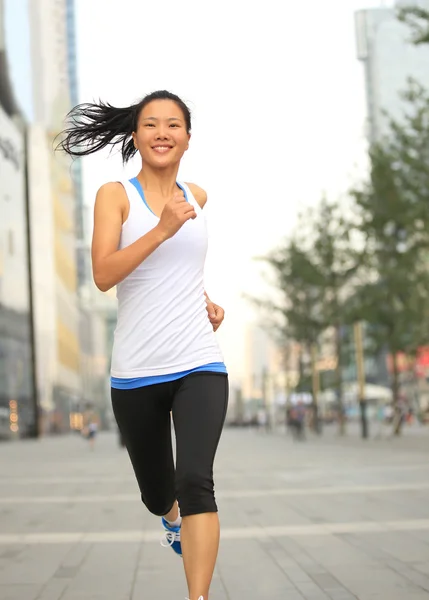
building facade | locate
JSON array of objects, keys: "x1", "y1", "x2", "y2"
[
  {"x1": 26, "y1": 0, "x2": 83, "y2": 431},
  {"x1": 1, "y1": 0, "x2": 113, "y2": 437},
  {"x1": 64, "y1": 0, "x2": 113, "y2": 426},
  {"x1": 355, "y1": 0, "x2": 429, "y2": 143},
  {"x1": 0, "y1": 0, "x2": 37, "y2": 438}
]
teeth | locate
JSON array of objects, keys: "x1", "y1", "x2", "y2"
[{"x1": 154, "y1": 146, "x2": 170, "y2": 150}]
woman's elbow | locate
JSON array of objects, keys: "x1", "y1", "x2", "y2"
[{"x1": 93, "y1": 271, "x2": 112, "y2": 293}]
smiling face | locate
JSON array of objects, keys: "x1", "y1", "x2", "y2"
[{"x1": 132, "y1": 99, "x2": 191, "y2": 169}]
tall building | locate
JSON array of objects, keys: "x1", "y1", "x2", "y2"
[
  {"x1": 1, "y1": 0, "x2": 112, "y2": 436},
  {"x1": 355, "y1": 0, "x2": 429, "y2": 143},
  {"x1": 0, "y1": 0, "x2": 37, "y2": 438},
  {"x1": 27, "y1": 0, "x2": 83, "y2": 431},
  {"x1": 64, "y1": 0, "x2": 113, "y2": 426},
  {"x1": 65, "y1": 0, "x2": 86, "y2": 289}
]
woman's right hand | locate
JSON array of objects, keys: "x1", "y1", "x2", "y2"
[{"x1": 157, "y1": 191, "x2": 197, "y2": 241}]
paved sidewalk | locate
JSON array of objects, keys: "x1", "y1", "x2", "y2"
[{"x1": 1, "y1": 427, "x2": 429, "y2": 599}]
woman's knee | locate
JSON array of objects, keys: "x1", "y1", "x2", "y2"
[
  {"x1": 176, "y1": 471, "x2": 217, "y2": 516},
  {"x1": 141, "y1": 493, "x2": 175, "y2": 517}
]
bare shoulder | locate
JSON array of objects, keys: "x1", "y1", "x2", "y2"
[
  {"x1": 95, "y1": 182, "x2": 128, "y2": 215},
  {"x1": 186, "y1": 182, "x2": 207, "y2": 209},
  {"x1": 96, "y1": 182, "x2": 126, "y2": 205}
]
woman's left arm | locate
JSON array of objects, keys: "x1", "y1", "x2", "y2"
[{"x1": 187, "y1": 183, "x2": 225, "y2": 332}]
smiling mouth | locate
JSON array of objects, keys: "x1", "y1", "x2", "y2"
[{"x1": 152, "y1": 146, "x2": 172, "y2": 153}]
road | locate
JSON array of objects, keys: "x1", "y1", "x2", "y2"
[{"x1": 1, "y1": 426, "x2": 429, "y2": 599}]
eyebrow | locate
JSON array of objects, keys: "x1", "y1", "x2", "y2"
[{"x1": 142, "y1": 116, "x2": 183, "y2": 121}]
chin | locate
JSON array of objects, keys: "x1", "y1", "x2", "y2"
[{"x1": 149, "y1": 156, "x2": 180, "y2": 169}]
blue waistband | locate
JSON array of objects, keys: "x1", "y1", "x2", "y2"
[{"x1": 111, "y1": 362, "x2": 227, "y2": 390}]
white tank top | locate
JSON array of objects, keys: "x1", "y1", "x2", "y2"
[{"x1": 110, "y1": 179, "x2": 224, "y2": 378}]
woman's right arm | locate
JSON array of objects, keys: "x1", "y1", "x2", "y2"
[
  {"x1": 91, "y1": 183, "x2": 167, "y2": 292},
  {"x1": 91, "y1": 182, "x2": 196, "y2": 292}
]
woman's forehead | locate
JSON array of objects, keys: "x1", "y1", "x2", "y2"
[{"x1": 140, "y1": 99, "x2": 184, "y2": 120}]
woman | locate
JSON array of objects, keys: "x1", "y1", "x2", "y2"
[{"x1": 59, "y1": 90, "x2": 229, "y2": 600}]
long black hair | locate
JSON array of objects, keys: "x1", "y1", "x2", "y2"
[{"x1": 57, "y1": 90, "x2": 192, "y2": 163}]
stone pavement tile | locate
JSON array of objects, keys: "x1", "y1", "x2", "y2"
[
  {"x1": 59, "y1": 543, "x2": 91, "y2": 571},
  {"x1": 384, "y1": 558, "x2": 429, "y2": 593},
  {"x1": 217, "y1": 539, "x2": 300, "y2": 599},
  {"x1": 0, "y1": 544, "x2": 72, "y2": 585},
  {"x1": 357, "y1": 594, "x2": 429, "y2": 600},
  {"x1": 364, "y1": 531, "x2": 429, "y2": 563},
  {"x1": 0, "y1": 584, "x2": 41, "y2": 600},
  {"x1": 310, "y1": 574, "x2": 358, "y2": 600},
  {"x1": 337, "y1": 533, "x2": 385, "y2": 563},
  {"x1": 341, "y1": 531, "x2": 429, "y2": 592},
  {"x1": 36, "y1": 579, "x2": 69, "y2": 600},
  {"x1": 292, "y1": 580, "x2": 331, "y2": 599},
  {"x1": 61, "y1": 542, "x2": 140, "y2": 600},
  {"x1": 327, "y1": 564, "x2": 424, "y2": 598},
  {"x1": 288, "y1": 534, "x2": 374, "y2": 569},
  {"x1": 227, "y1": 495, "x2": 313, "y2": 529},
  {"x1": 133, "y1": 541, "x2": 228, "y2": 600},
  {"x1": 265, "y1": 539, "x2": 315, "y2": 584},
  {"x1": 257, "y1": 537, "x2": 314, "y2": 585},
  {"x1": 414, "y1": 563, "x2": 429, "y2": 575},
  {"x1": 257, "y1": 537, "x2": 354, "y2": 600},
  {"x1": 133, "y1": 568, "x2": 228, "y2": 600},
  {"x1": 0, "y1": 545, "x2": 26, "y2": 561},
  {"x1": 133, "y1": 541, "x2": 186, "y2": 599},
  {"x1": 0, "y1": 505, "x2": 52, "y2": 535},
  {"x1": 283, "y1": 496, "x2": 368, "y2": 526},
  {"x1": 61, "y1": 592, "x2": 131, "y2": 600},
  {"x1": 133, "y1": 568, "x2": 187, "y2": 599},
  {"x1": 324, "y1": 592, "x2": 357, "y2": 600}
]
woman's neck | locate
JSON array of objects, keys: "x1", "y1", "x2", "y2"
[{"x1": 137, "y1": 165, "x2": 180, "y2": 199}]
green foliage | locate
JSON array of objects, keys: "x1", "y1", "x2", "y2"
[
  {"x1": 261, "y1": 200, "x2": 358, "y2": 350},
  {"x1": 252, "y1": 9, "x2": 429, "y2": 417},
  {"x1": 350, "y1": 80, "x2": 429, "y2": 360},
  {"x1": 398, "y1": 6, "x2": 429, "y2": 45},
  {"x1": 255, "y1": 199, "x2": 359, "y2": 413}
]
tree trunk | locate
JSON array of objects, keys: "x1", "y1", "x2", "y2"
[
  {"x1": 335, "y1": 325, "x2": 346, "y2": 436},
  {"x1": 310, "y1": 344, "x2": 321, "y2": 434},
  {"x1": 360, "y1": 400, "x2": 369, "y2": 439},
  {"x1": 391, "y1": 352, "x2": 402, "y2": 436},
  {"x1": 354, "y1": 322, "x2": 368, "y2": 439},
  {"x1": 406, "y1": 354, "x2": 421, "y2": 424}
]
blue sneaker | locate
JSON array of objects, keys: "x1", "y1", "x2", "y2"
[{"x1": 161, "y1": 517, "x2": 182, "y2": 557}]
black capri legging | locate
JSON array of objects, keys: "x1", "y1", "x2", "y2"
[{"x1": 111, "y1": 372, "x2": 229, "y2": 517}]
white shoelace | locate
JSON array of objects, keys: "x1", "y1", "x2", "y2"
[{"x1": 160, "y1": 528, "x2": 181, "y2": 548}]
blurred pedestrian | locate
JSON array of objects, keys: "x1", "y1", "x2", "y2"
[
  {"x1": 82, "y1": 404, "x2": 99, "y2": 451},
  {"x1": 58, "y1": 90, "x2": 228, "y2": 600},
  {"x1": 295, "y1": 400, "x2": 306, "y2": 440}
]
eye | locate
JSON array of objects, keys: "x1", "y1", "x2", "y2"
[
  {"x1": 169, "y1": 123, "x2": 179, "y2": 128},
  {"x1": 144, "y1": 123, "x2": 155, "y2": 128}
]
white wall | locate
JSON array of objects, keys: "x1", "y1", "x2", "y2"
[
  {"x1": 27, "y1": 124, "x2": 56, "y2": 412},
  {"x1": 0, "y1": 106, "x2": 28, "y2": 311}
]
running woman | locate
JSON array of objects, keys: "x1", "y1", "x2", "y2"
[{"x1": 58, "y1": 90, "x2": 229, "y2": 600}]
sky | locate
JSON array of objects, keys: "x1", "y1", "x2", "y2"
[
  {"x1": 4, "y1": 0, "x2": 33, "y2": 120},
  {"x1": 74, "y1": 0, "x2": 396, "y2": 386}
]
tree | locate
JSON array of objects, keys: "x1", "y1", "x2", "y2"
[
  {"x1": 398, "y1": 5, "x2": 429, "y2": 45},
  {"x1": 350, "y1": 81, "x2": 429, "y2": 434},
  {"x1": 306, "y1": 200, "x2": 362, "y2": 434},
  {"x1": 256, "y1": 199, "x2": 359, "y2": 435},
  {"x1": 261, "y1": 235, "x2": 326, "y2": 432}
]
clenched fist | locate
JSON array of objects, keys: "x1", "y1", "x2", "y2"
[
  {"x1": 205, "y1": 292, "x2": 225, "y2": 332},
  {"x1": 156, "y1": 191, "x2": 197, "y2": 240}
]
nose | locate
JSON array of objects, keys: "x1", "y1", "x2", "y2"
[{"x1": 155, "y1": 124, "x2": 169, "y2": 139}]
